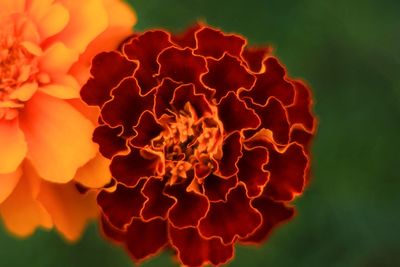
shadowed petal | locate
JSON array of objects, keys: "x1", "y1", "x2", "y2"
[
  {"x1": 170, "y1": 84, "x2": 212, "y2": 117},
  {"x1": 93, "y1": 124, "x2": 127, "y2": 159},
  {"x1": 287, "y1": 80, "x2": 315, "y2": 131},
  {"x1": 0, "y1": 119, "x2": 27, "y2": 173},
  {"x1": 169, "y1": 225, "x2": 234, "y2": 266},
  {"x1": 141, "y1": 178, "x2": 175, "y2": 220},
  {"x1": 131, "y1": 111, "x2": 164, "y2": 148},
  {"x1": 153, "y1": 78, "x2": 181, "y2": 118},
  {"x1": 203, "y1": 173, "x2": 237, "y2": 202},
  {"x1": 242, "y1": 47, "x2": 272, "y2": 73},
  {"x1": 216, "y1": 131, "x2": 242, "y2": 177},
  {"x1": 171, "y1": 23, "x2": 202, "y2": 48}
]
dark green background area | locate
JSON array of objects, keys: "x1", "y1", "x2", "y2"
[{"x1": 1, "y1": 0, "x2": 399, "y2": 266}]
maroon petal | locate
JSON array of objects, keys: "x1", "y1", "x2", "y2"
[
  {"x1": 241, "y1": 57, "x2": 294, "y2": 106},
  {"x1": 154, "y1": 78, "x2": 182, "y2": 118},
  {"x1": 97, "y1": 181, "x2": 146, "y2": 229},
  {"x1": 240, "y1": 196, "x2": 295, "y2": 244},
  {"x1": 165, "y1": 185, "x2": 209, "y2": 228},
  {"x1": 237, "y1": 146, "x2": 269, "y2": 198},
  {"x1": 123, "y1": 31, "x2": 173, "y2": 94},
  {"x1": 93, "y1": 124, "x2": 127, "y2": 159},
  {"x1": 169, "y1": 225, "x2": 234, "y2": 267},
  {"x1": 216, "y1": 131, "x2": 242, "y2": 177},
  {"x1": 218, "y1": 92, "x2": 260, "y2": 133},
  {"x1": 170, "y1": 83, "x2": 212, "y2": 116},
  {"x1": 251, "y1": 97, "x2": 290, "y2": 145},
  {"x1": 101, "y1": 78, "x2": 154, "y2": 135},
  {"x1": 242, "y1": 47, "x2": 272, "y2": 73},
  {"x1": 130, "y1": 111, "x2": 164, "y2": 148},
  {"x1": 100, "y1": 215, "x2": 126, "y2": 243},
  {"x1": 81, "y1": 51, "x2": 137, "y2": 107},
  {"x1": 290, "y1": 126, "x2": 314, "y2": 151},
  {"x1": 264, "y1": 142, "x2": 308, "y2": 201},
  {"x1": 199, "y1": 184, "x2": 262, "y2": 244},
  {"x1": 195, "y1": 27, "x2": 245, "y2": 59},
  {"x1": 125, "y1": 218, "x2": 168, "y2": 262},
  {"x1": 202, "y1": 54, "x2": 256, "y2": 102},
  {"x1": 141, "y1": 177, "x2": 175, "y2": 220},
  {"x1": 203, "y1": 173, "x2": 238, "y2": 202},
  {"x1": 287, "y1": 80, "x2": 315, "y2": 131},
  {"x1": 110, "y1": 147, "x2": 159, "y2": 187},
  {"x1": 171, "y1": 23, "x2": 202, "y2": 49}
]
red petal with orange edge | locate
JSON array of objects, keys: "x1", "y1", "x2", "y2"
[
  {"x1": 290, "y1": 127, "x2": 314, "y2": 150},
  {"x1": 125, "y1": 218, "x2": 168, "y2": 262},
  {"x1": 237, "y1": 146, "x2": 269, "y2": 198},
  {"x1": 81, "y1": 51, "x2": 136, "y2": 107},
  {"x1": 242, "y1": 47, "x2": 272, "y2": 73},
  {"x1": 240, "y1": 196, "x2": 295, "y2": 244},
  {"x1": 154, "y1": 78, "x2": 181, "y2": 118},
  {"x1": 100, "y1": 215, "x2": 125, "y2": 243},
  {"x1": 169, "y1": 225, "x2": 234, "y2": 267},
  {"x1": 171, "y1": 23, "x2": 202, "y2": 48},
  {"x1": 203, "y1": 173, "x2": 237, "y2": 202},
  {"x1": 97, "y1": 181, "x2": 146, "y2": 229},
  {"x1": 203, "y1": 54, "x2": 255, "y2": 102},
  {"x1": 110, "y1": 147, "x2": 158, "y2": 187},
  {"x1": 264, "y1": 143, "x2": 307, "y2": 201},
  {"x1": 217, "y1": 131, "x2": 242, "y2": 177},
  {"x1": 218, "y1": 92, "x2": 260, "y2": 133},
  {"x1": 249, "y1": 97, "x2": 290, "y2": 145},
  {"x1": 199, "y1": 184, "x2": 262, "y2": 244},
  {"x1": 93, "y1": 124, "x2": 126, "y2": 159},
  {"x1": 287, "y1": 80, "x2": 315, "y2": 131},
  {"x1": 141, "y1": 178, "x2": 175, "y2": 220},
  {"x1": 123, "y1": 31, "x2": 173, "y2": 94},
  {"x1": 170, "y1": 84, "x2": 212, "y2": 116},
  {"x1": 101, "y1": 77, "x2": 153, "y2": 135},
  {"x1": 165, "y1": 185, "x2": 209, "y2": 228},
  {"x1": 195, "y1": 27, "x2": 245, "y2": 59},
  {"x1": 130, "y1": 111, "x2": 163, "y2": 148},
  {"x1": 241, "y1": 57, "x2": 294, "y2": 106}
]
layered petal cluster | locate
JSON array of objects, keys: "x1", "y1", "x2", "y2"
[
  {"x1": 0, "y1": 0, "x2": 136, "y2": 240},
  {"x1": 82, "y1": 24, "x2": 316, "y2": 266}
]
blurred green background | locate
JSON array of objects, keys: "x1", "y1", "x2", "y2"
[{"x1": 1, "y1": 0, "x2": 399, "y2": 266}]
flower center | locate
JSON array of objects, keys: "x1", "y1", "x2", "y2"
[
  {"x1": 153, "y1": 103, "x2": 223, "y2": 186},
  {"x1": 0, "y1": 15, "x2": 41, "y2": 120}
]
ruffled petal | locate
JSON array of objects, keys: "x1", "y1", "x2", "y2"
[
  {"x1": 125, "y1": 218, "x2": 168, "y2": 262},
  {"x1": 202, "y1": 53, "x2": 255, "y2": 102},
  {"x1": 130, "y1": 111, "x2": 163, "y2": 148},
  {"x1": 199, "y1": 184, "x2": 262, "y2": 244},
  {"x1": 169, "y1": 225, "x2": 234, "y2": 266},
  {"x1": 203, "y1": 173, "x2": 237, "y2": 202},
  {"x1": 240, "y1": 196, "x2": 295, "y2": 244},
  {"x1": 73, "y1": 153, "x2": 111, "y2": 188},
  {"x1": 141, "y1": 177, "x2": 175, "y2": 220},
  {"x1": 110, "y1": 147, "x2": 159, "y2": 187},
  {"x1": 81, "y1": 51, "x2": 137, "y2": 107},
  {"x1": 153, "y1": 78, "x2": 181, "y2": 118},
  {"x1": 287, "y1": 80, "x2": 315, "y2": 131},
  {"x1": 0, "y1": 119, "x2": 27, "y2": 173},
  {"x1": 195, "y1": 26, "x2": 245, "y2": 59},
  {"x1": 241, "y1": 57, "x2": 294, "y2": 106},
  {"x1": 123, "y1": 31, "x2": 173, "y2": 94},
  {"x1": 241, "y1": 46, "x2": 272, "y2": 73},
  {"x1": 216, "y1": 131, "x2": 242, "y2": 177},
  {"x1": 97, "y1": 181, "x2": 146, "y2": 229},
  {"x1": 171, "y1": 23, "x2": 202, "y2": 48},
  {"x1": 264, "y1": 143, "x2": 308, "y2": 201},
  {"x1": 101, "y1": 77, "x2": 154, "y2": 135},
  {"x1": 37, "y1": 2, "x2": 69, "y2": 40},
  {"x1": 93, "y1": 124, "x2": 127, "y2": 159},
  {"x1": 218, "y1": 92, "x2": 260, "y2": 133},
  {"x1": 170, "y1": 83, "x2": 212, "y2": 117},
  {"x1": 19, "y1": 93, "x2": 96, "y2": 183},
  {"x1": 39, "y1": 42, "x2": 78, "y2": 75},
  {"x1": 165, "y1": 184, "x2": 209, "y2": 228}
]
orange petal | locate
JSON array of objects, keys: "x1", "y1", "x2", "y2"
[
  {"x1": 8, "y1": 83, "x2": 38, "y2": 102},
  {"x1": 0, "y1": 168, "x2": 22, "y2": 204},
  {"x1": 54, "y1": 0, "x2": 108, "y2": 53},
  {"x1": 0, "y1": 0, "x2": 25, "y2": 15},
  {"x1": 0, "y1": 162, "x2": 53, "y2": 237},
  {"x1": 0, "y1": 119, "x2": 27, "y2": 173},
  {"x1": 37, "y1": 2, "x2": 70, "y2": 39},
  {"x1": 37, "y1": 180, "x2": 98, "y2": 241},
  {"x1": 74, "y1": 153, "x2": 111, "y2": 189},
  {"x1": 19, "y1": 92, "x2": 96, "y2": 183},
  {"x1": 39, "y1": 42, "x2": 78, "y2": 75}
]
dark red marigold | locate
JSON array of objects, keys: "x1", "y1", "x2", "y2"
[{"x1": 81, "y1": 24, "x2": 316, "y2": 266}]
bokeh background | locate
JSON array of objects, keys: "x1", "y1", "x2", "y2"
[{"x1": 1, "y1": 0, "x2": 399, "y2": 266}]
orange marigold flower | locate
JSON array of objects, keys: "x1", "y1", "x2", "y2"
[
  {"x1": 0, "y1": 0, "x2": 136, "y2": 241},
  {"x1": 81, "y1": 24, "x2": 316, "y2": 266}
]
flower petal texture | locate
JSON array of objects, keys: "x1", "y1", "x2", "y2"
[
  {"x1": 82, "y1": 24, "x2": 316, "y2": 266},
  {"x1": 0, "y1": 0, "x2": 136, "y2": 240}
]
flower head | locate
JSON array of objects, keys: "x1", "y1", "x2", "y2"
[
  {"x1": 0, "y1": 0, "x2": 136, "y2": 240},
  {"x1": 82, "y1": 24, "x2": 316, "y2": 266}
]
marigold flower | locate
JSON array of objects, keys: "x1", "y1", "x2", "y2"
[
  {"x1": 0, "y1": 0, "x2": 136, "y2": 241},
  {"x1": 81, "y1": 24, "x2": 316, "y2": 266}
]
